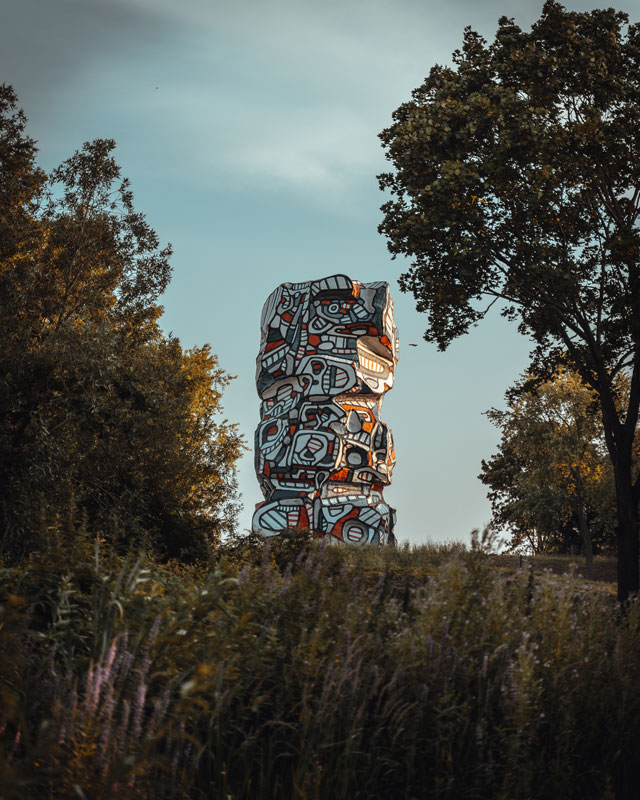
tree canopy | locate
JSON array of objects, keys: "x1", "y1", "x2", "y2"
[
  {"x1": 0, "y1": 85, "x2": 244, "y2": 562},
  {"x1": 378, "y1": 1, "x2": 640, "y2": 600}
]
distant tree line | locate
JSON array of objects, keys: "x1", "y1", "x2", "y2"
[
  {"x1": 480, "y1": 369, "x2": 639, "y2": 578},
  {"x1": 0, "y1": 85, "x2": 244, "y2": 563}
]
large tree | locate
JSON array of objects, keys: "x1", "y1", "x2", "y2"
[
  {"x1": 0, "y1": 85, "x2": 244, "y2": 561},
  {"x1": 378, "y1": 2, "x2": 640, "y2": 601}
]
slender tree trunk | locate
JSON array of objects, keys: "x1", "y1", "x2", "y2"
[
  {"x1": 596, "y1": 379, "x2": 639, "y2": 604},
  {"x1": 613, "y1": 461, "x2": 639, "y2": 604},
  {"x1": 572, "y1": 469, "x2": 593, "y2": 580},
  {"x1": 574, "y1": 505, "x2": 593, "y2": 580}
]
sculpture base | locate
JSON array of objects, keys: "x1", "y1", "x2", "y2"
[{"x1": 252, "y1": 487, "x2": 396, "y2": 546}]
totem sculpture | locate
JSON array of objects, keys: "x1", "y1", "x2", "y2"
[{"x1": 252, "y1": 274, "x2": 398, "y2": 545}]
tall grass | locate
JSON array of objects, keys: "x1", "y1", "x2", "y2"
[{"x1": 1, "y1": 526, "x2": 639, "y2": 798}]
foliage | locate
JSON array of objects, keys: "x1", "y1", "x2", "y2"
[
  {"x1": 1, "y1": 530, "x2": 639, "y2": 799},
  {"x1": 378, "y1": 1, "x2": 640, "y2": 600},
  {"x1": 0, "y1": 85, "x2": 244, "y2": 562},
  {"x1": 480, "y1": 369, "x2": 620, "y2": 565}
]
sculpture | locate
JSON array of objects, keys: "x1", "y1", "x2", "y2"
[{"x1": 252, "y1": 274, "x2": 398, "y2": 545}]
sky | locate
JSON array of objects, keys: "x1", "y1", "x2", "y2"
[{"x1": 3, "y1": 0, "x2": 639, "y2": 545}]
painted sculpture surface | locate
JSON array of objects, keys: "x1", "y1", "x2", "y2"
[{"x1": 252, "y1": 274, "x2": 398, "y2": 545}]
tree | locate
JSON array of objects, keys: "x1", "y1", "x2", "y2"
[
  {"x1": 378, "y1": 2, "x2": 640, "y2": 601},
  {"x1": 0, "y1": 85, "x2": 244, "y2": 561},
  {"x1": 480, "y1": 370, "x2": 620, "y2": 576}
]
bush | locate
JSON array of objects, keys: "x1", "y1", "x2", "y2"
[{"x1": 0, "y1": 86, "x2": 244, "y2": 563}]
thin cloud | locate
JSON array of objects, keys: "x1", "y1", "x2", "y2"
[
  {"x1": 2, "y1": 0, "x2": 554, "y2": 202},
  {"x1": 220, "y1": 106, "x2": 379, "y2": 190}
]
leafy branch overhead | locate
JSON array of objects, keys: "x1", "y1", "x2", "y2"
[{"x1": 380, "y1": 2, "x2": 639, "y2": 366}]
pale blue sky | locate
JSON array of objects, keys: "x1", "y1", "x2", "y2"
[{"x1": 3, "y1": 0, "x2": 636, "y2": 543}]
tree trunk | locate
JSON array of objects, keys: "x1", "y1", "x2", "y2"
[
  {"x1": 574, "y1": 505, "x2": 593, "y2": 580},
  {"x1": 613, "y1": 465, "x2": 639, "y2": 604},
  {"x1": 597, "y1": 384, "x2": 639, "y2": 604},
  {"x1": 572, "y1": 469, "x2": 593, "y2": 580}
]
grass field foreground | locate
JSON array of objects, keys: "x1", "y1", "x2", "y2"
[{"x1": 0, "y1": 528, "x2": 638, "y2": 799}]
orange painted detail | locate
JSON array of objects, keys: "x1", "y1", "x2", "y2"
[
  {"x1": 332, "y1": 507, "x2": 360, "y2": 539},
  {"x1": 330, "y1": 468, "x2": 350, "y2": 482},
  {"x1": 297, "y1": 505, "x2": 310, "y2": 529}
]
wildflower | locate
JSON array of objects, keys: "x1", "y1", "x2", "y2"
[
  {"x1": 117, "y1": 699, "x2": 130, "y2": 758},
  {"x1": 131, "y1": 682, "x2": 147, "y2": 739}
]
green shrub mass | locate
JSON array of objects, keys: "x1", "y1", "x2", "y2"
[{"x1": 1, "y1": 528, "x2": 639, "y2": 799}]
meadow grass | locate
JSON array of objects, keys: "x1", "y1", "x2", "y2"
[{"x1": 0, "y1": 526, "x2": 638, "y2": 799}]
